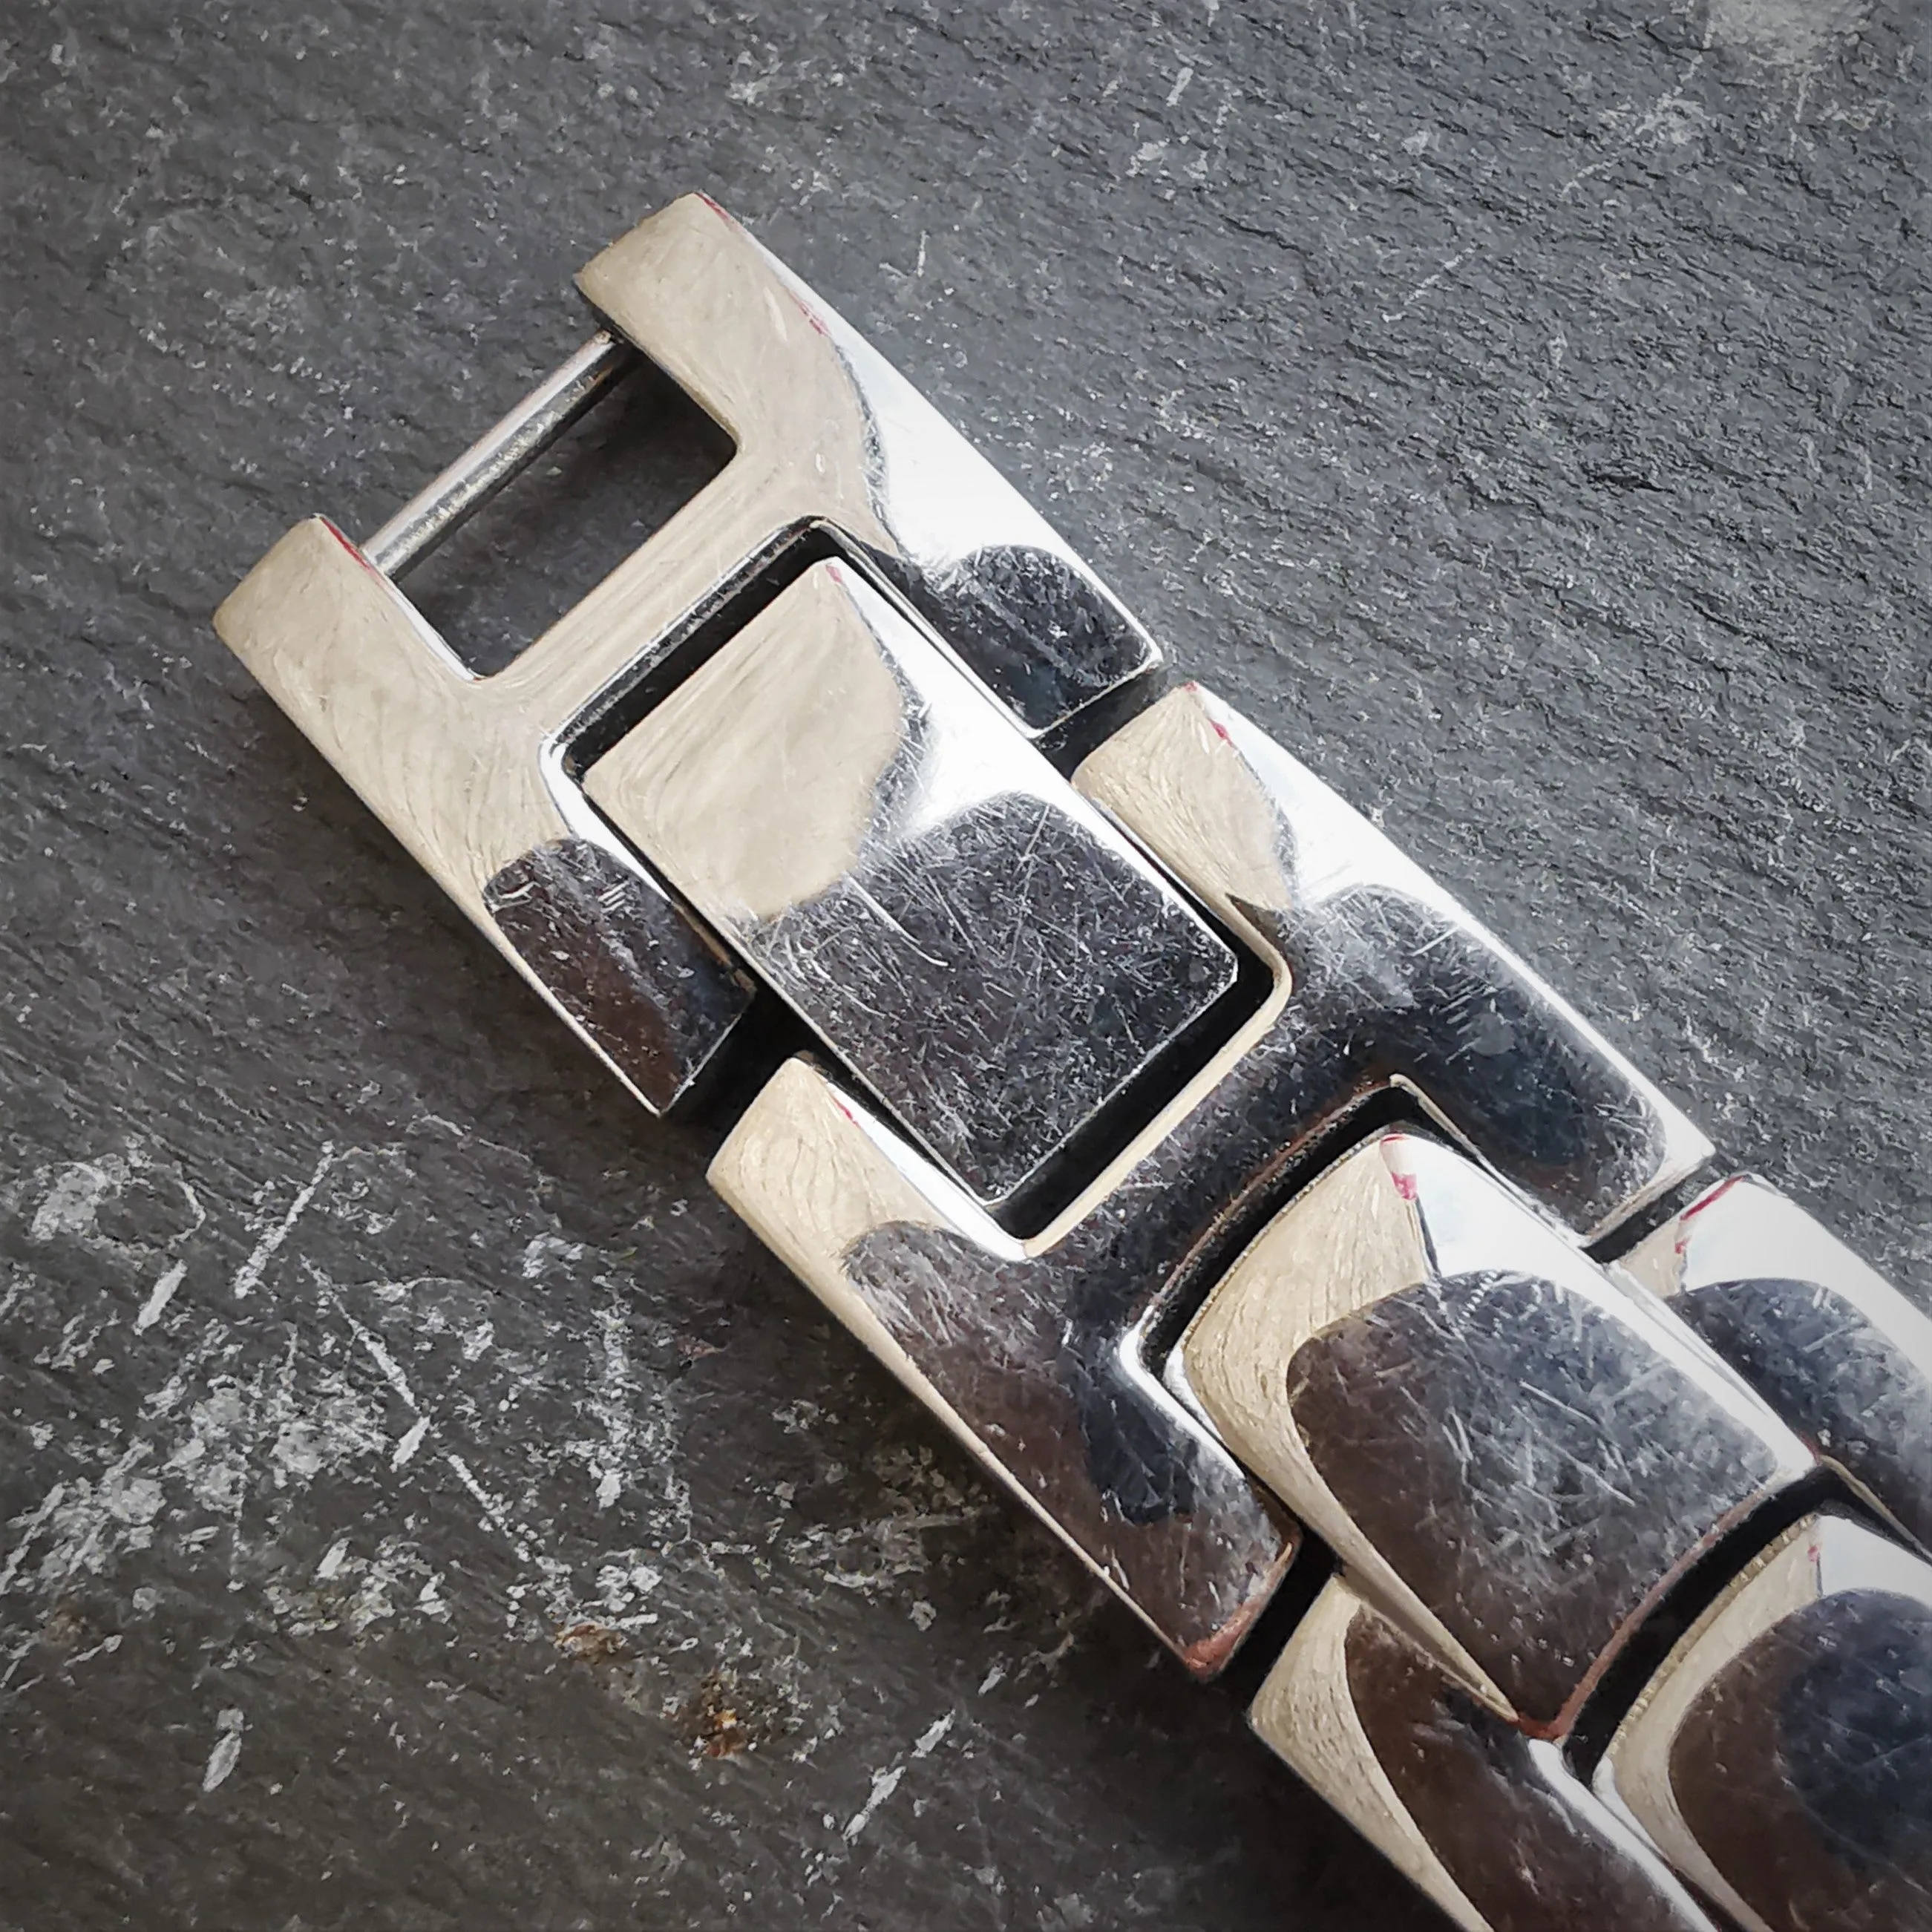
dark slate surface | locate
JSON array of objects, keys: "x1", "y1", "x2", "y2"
[{"x1": 1, "y1": 3, "x2": 1926, "y2": 1928}]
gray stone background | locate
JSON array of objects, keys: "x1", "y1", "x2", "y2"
[{"x1": 2, "y1": 0, "x2": 1927, "y2": 1926}]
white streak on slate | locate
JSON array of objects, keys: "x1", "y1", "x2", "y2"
[
  {"x1": 591, "y1": 1305, "x2": 634, "y2": 1510},
  {"x1": 201, "y1": 1708, "x2": 245, "y2": 1792},
  {"x1": 134, "y1": 1260, "x2": 186, "y2": 1333},
  {"x1": 842, "y1": 1764, "x2": 905, "y2": 1842},
  {"x1": 232, "y1": 1143, "x2": 335, "y2": 1299},
  {"x1": 29, "y1": 1157, "x2": 128, "y2": 1242},
  {"x1": 842, "y1": 1709, "x2": 956, "y2": 1842}
]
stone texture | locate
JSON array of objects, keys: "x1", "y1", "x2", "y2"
[{"x1": 1, "y1": 3, "x2": 1928, "y2": 1929}]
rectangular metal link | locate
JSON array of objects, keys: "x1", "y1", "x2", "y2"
[
  {"x1": 586, "y1": 559, "x2": 1237, "y2": 1212},
  {"x1": 1179, "y1": 1127, "x2": 1811, "y2": 1731}
]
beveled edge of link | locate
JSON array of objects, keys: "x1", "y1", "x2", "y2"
[
  {"x1": 1254, "y1": 1577, "x2": 1499, "y2": 1932},
  {"x1": 1594, "y1": 1508, "x2": 1931, "y2": 1932},
  {"x1": 1251, "y1": 1574, "x2": 1720, "y2": 1932},
  {"x1": 707, "y1": 1053, "x2": 1298, "y2": 1676}
]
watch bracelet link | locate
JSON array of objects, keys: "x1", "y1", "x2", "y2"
[{"x1": 213, "y1": 196, "x2": 1932, "y2": 1932}]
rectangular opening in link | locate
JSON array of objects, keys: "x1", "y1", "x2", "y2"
[{"x1": 396, "y1": 355, "x2": 734, "y2": 677}]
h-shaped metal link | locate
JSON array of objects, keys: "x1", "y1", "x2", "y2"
[
  {"x1": 215, "y1": 195, "x2": 1166, "y2": 1116},
  {"x1": 215, "y1": 197, "x2": 1932, "y2": 1932}
]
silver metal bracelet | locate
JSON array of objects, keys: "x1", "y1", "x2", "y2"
[{"x1": 215, "y1": 196, "x2": 1932, "y2": 1932}]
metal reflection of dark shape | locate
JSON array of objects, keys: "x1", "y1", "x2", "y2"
[
  {"x1": 1671, "y1": 1591, "x2": 1932, "y2": 1931},
  {"x1": 1680, "y1": 1277, "x2": 1932, "y2": 1550},
  {"x1": 821, "y1": 1208, "x2": 1284, "y2": 1662},
  {"x1": 873, "y1": 545, "x2": 1156, "y2": 740},
  {"x1": 1254, "y1": 883, "x2": 1654, "y2": 1211},
  {"x1": 484, "y1": 838, "x2": 750, "y2": 1111},
  {"x1": 1065, "y1": 1338, "x2": 1198, "y2": 1525},
  {"x1": 1784, "y1": 1595, "x2": 1932, "y2": 1876},
  {"x1": 757, "y1": 790, "x2": 1237, "y2": 1210},
  {"x1": 1286, "y1": 1268, "x2": 1786, "y2": 1724}
]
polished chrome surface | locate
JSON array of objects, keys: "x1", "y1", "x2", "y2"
[
  {"x1": 709, "y1": 1057, "x2": 1299, "y2": 1675},
  {"x1": 710, "y1": 685, "x2": 1711, "y2": 1674},
  {"x1": 577, "y1": 197, "x2": 1162, "y2": 740},
  {"x1": 1625, "y1": 1173, "x2": 1932, "y2": 1551},
  {"x1": 587, "y1": 560, "x2": 1237, "y2": 1211},
  {"x1": 1180, "y1": 1128, "x2": 1811, "y2": 1730},
  {"x1": 1599, "y1": 1510, "x2": 1932, "y2": 1932},
  {"x1": 218, "y1": 518, "x2": 551, "y2": 895},
  {"x1": 1075, "y1": 684, "x2": 1713, "y2": 1242},
  {"x1": 1250, "y1": 1576, "x2": 1717, "y2": 1932},
  {"x1": 214, "y1": 196, "x2": 1169, "y2": 1116},
  {"x1": 214, "y1": 520, "x2": 753, "y2": 1113},
  {"x1": 362, "y1": 331, "x2": 637, "y2": 577}
]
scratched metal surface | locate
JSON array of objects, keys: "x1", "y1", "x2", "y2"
[{"x1": 1, "y1": 3, "x2": 1928, "y2": 1928}]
